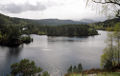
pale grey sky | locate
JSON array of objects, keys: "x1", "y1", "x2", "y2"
[{"x1": 0, "y1": 0, "x2": 106, "y2": 21}]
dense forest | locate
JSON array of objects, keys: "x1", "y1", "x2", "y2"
[
  {"x1": 0, "y1": 13, "x2": 32, "y2": 46},
  {"x1": 25, "y1": 24, "x2": 98, "y2": 36},
  {"x1": 0, "y1": 13, "x2": 98, "y2": 46}
]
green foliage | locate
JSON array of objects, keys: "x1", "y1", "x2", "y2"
[
  {"x1": 78, "y1": 64, "x2": 83, "y2": 73},
  {"x1": 11, "y1": 59, "x2": 42, "y2": 76},
  {"x1": 88, "y1": 28, "x2": 98, "y2": 35},
  {"x1": 114, "y1": 22, "x2": 120, "y2": 34},
  {"x1": 38, "y1": 31, "x2": 46, "y2": 35},
  {"x1": 91, "y1": 18, "x2": 120, "y2": 30},
  {"x1": 101, "y1": 23, "x2": 120, "y2": 69},
  {"x1": 21, "y1": 36, "x2": 33, "y2": 44},
  {"x1": 26, "y1": 24, "x2": 98, "y2": 36},
  {"x1": 42, "y1": 71, "x2": 50, "y2": 76},
  {"x1": 73, "y1": 66, "x2": 77, "y2": 73},
  {"x1": 0, "y1": 24, "x2": 22, "y2": 46},
  {"x1": 103, "y1": 60, "x2": 113, "y2": 70},
  {"x1": 101, "y1": 33, "x2": 116, "y2": 69},
  {"x1": 67, "y1": 64, "x2": 83, "y2": 73},
  {"x1": 0, "y1": 13, "x2": 33, "y2": 46},
  {"x1": 68, "y1": 72, "x2": 120, "y2": 76},
  {"x1": 68, "y1": 65, "x2": 73, "y2": 73}
]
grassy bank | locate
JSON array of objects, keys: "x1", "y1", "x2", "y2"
[{"x1": 68, "y1": 72, "x2": 120, "y2": 76}]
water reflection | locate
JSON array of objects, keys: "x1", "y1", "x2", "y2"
[
  {"x1": 7, "y1": 45, "x2": 23, "y2": 57},
  {"x1": 48, "y1": 36, "x2": 89, "y2": 42},
  {"x1": 0, "y1": 46, "x2": 23, "y2": 76}
]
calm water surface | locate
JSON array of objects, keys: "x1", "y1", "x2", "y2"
[{"x1": 0, "y1": 30, "x2": 108, "y2": 76}]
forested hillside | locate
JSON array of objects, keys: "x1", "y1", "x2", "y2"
[
  {"x1": 0, "y1": 13, "x2": 32, "y2": 46},
  {"x1": 0, "y1": 13, "x2": 98, "y2": 46},
  {"x1": 92, "y1": 18, "x2": 120, "y2": 30}
]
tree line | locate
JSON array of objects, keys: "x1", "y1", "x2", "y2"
[{"x1": 25, "y1": 24, "x2": 98, "y2": 36}]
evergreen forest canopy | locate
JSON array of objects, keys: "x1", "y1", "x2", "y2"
[{"x1": 0, "y1": 13, "x2": 98, "y2": 46}]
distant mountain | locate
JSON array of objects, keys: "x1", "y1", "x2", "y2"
[
  {"x1": 80, "y1": 19, "x2": 97, "y2": 24},
  {"x1": 21, "y1": 18, "x2": 97, "y2": 26},
  {"x1": 0, "y1": 13, "x2": 96, "y2": 26},
  {"x1": 28, "y1": 19, "x2": 87, "y2": 25}
]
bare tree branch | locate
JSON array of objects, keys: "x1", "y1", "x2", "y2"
[
  {"x1": 116, "y1": 10, "x2": 120, "y2": 18},
  {"x1": 92, "y1": 0, "x2": 120, "y2": 6}
]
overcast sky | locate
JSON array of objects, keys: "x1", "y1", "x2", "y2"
[{"x1": 0, "y1": 0, "x2": 106, "y2": 21}]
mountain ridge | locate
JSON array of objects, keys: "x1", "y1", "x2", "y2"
[{"x1": 0, "y1": 13, "x2": 97, "y2": 26}]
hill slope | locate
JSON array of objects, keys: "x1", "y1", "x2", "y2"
[
  {"x1": 92, "y1": 18, "x2": 120, "y2": 30},
  {"x1": 95, "y1": 18, "x2": 120, "y2": 27}
]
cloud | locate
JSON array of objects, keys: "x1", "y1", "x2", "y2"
[
  {"x1": 0, "y1": 2, "x2": 46, "y2": 13},
  {"x1": 0, "y1": 0, "x2": 106, "y2": 21}
]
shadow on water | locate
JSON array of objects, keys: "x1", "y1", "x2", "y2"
[
  {"x1": 6, "y1": 45, "x2": 23, "y2": 57},
  {"x1": 0, "y1": 45, "x2": 23, "y2": 76},
  {"x1": 48, "y1": 36, "x2": 90, "y2": 42}
]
